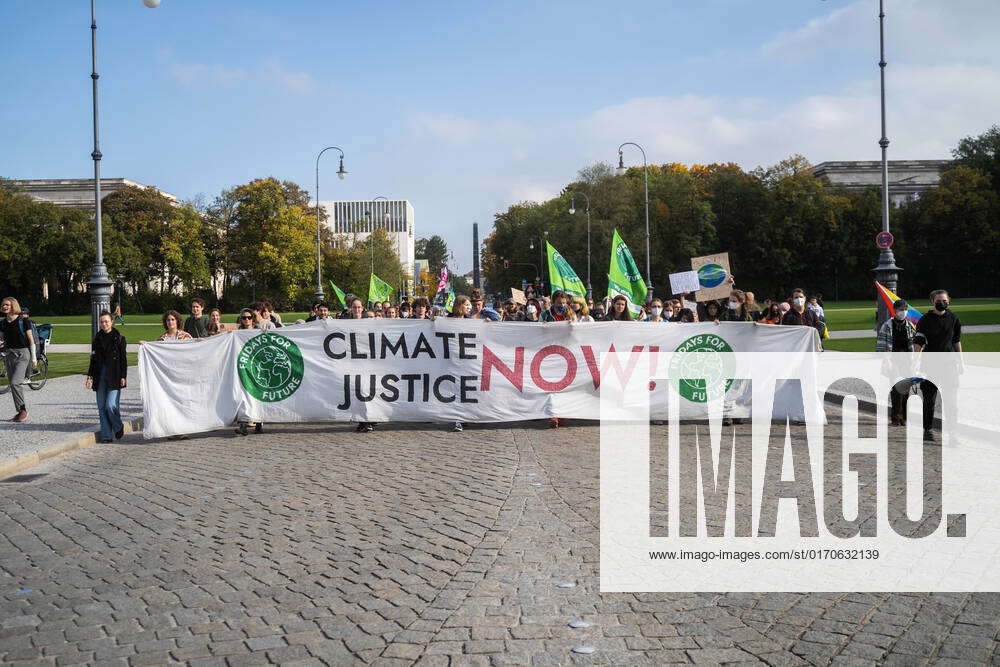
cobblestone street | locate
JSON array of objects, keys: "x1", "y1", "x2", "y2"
[{"x1": 1, "y1": 421, "x2": 998, "y2": 666}]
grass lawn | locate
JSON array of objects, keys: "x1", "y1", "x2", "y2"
[
  {"x1": 39, "y1": 313, "x2": 311, "y2": 344},
  {"x1": 824, "y1": 332, "x2": 1000, "y2": 352},
  {"x1": 822, "y1": 297, "x2": 1000, "y2": 310},
  {"x1": 35, "y1": 312, "x2": 310, "y2": 325},
  {"x1": 823, "y1": 302, "x2": 1000, "y2": 331}
]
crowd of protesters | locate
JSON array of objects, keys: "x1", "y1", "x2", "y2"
[{"x1": 0, "y1": 287, "x2": 961, "y2": 443}]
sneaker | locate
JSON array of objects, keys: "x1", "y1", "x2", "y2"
[
  {"x1": 364, "y1": 423, "x2": 374, "y2": 432},
  {"x1": 923, "y1": 429, "x2": 936, "y2": 442},
  {"x1": 355, "y1": 422, "x2": 365, "y2": 432},
  {"x1": 722, "y1": 418, "x2": 733, "y2": 426},
  {"x1": 452, "y1": 422, "x2": 463, "y2": 432},
  {"x1": 114, "y1": 428, "x2": 124, "y2": 440},
  {"x1": 549, "y1": 417, "x2": 561, "y2": 428},
  {"x1": 11, "y1": 410, "x2": 27, "y2": 423}
]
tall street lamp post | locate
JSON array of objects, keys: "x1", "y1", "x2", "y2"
[
  {"x1": 365, "y1": 196, "x2": 389, "y2": 276},
  {"x1": 529, "y1": 231, "x2": 548, "y2": 294},
  {"x1": 86, "y1": 0, "x2": 159, "y2": 338},
  {"x1": 568, "y1": 191, "x2": 592, "y2": 300},
  {"x1": 314, "y1": 146, "x2": 347, "y2": 303},
  {"x1": 872, "y1": 0, "x2": 900, "y2": 329},
  {"x1": 616, "y1": 142, "x2": 652, "y2": 299}
]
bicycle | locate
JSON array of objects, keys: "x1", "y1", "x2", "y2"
[{"x1": 0, "y1": 323, "x2": 50, "y2": 394}]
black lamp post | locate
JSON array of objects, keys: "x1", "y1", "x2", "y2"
[
  {"x1": 872, "y1": 0, "x2": 901, "y2": 329},
  {"x1": 86, "y1": 0, "x2": 159, "y2": 338},
  {"x1": 529, "y1": 231, "x2": 548, "y2": 294},
  {"x1": 314, "y1": 146, "x2": 347, "y2": 303},
  {"x1": 568, "y1": 191, "x2": 592, "y2": 300}
]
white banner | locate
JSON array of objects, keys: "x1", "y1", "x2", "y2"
[{"x1": 139, "y1": 320, "x2": 821, "y2": 438}]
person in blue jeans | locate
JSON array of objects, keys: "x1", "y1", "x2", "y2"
[{"x1": 85, "y1": 311, "x2": 128, "y2": 443}]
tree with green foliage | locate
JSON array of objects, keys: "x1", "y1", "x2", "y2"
[{"x1": 415, "y1": 235, "x2": 449, "y2": 277}]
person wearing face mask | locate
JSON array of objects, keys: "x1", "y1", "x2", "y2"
[
  {"x1": 781, "y1": 288, "x2": 821, "y2": 331},
  {"x1": 760, "y1": 303, "x2": 782, "y2": 325},
  {"x1": 524, "y1": 299, "x2": 541, "y2": 322},
  {"x1": 643, "y1": 298, "x2": 668, "y2": 322},
  {"x1": 591, "y1": 303, "x2": 607, "y2": 321},
  {"x1": 721, "y1": 290, "x2": 753, "y2": 322},
  {"x1": 541, "y1": 291, "x2": 576, "y2": 322},
  {"x1": 914, "y1": 290, "x2": 962, "y2": 442},
  {"x1": 875, "y1": 300, "x2": 917, "y2": 426}
]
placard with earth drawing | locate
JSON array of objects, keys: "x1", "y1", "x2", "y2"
[{"x1": 691, "y1": 252, "x2": 733, "y2": 302}]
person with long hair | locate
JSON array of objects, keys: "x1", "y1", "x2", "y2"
[
  {"x1": 0, "y1": 297, "x2": 37, "y2": 422},
  {"x1": 85, "y1": 311, "x2": 128, "y2": 443},
  {"x1": 206, "y1": 308, "x2": 225, "y2": 336},
  {"x1": 569, "y1": 295, "x2": 594, "y2": 322},
  {"x1": 157, "y1": 310, "x2": 193, "y2": 341},
  {"x1": 721, "y1": 290, "x2": 753, "y2": 322},
  {"x1": 643, "y1": 298, "x2": 668, "y2": 322},
  {"x1": 524, "y1": 298, "x2": 542, "y2": 322},
  {"x1": 670, "y1": 307, "x2": 696, "y2": 323},
  {"x1": 500, "y1": 299, "x2": 524, "y2": 321},
  {"x1": 607, "y1": 295, "x2": 633, "y2": 321}
]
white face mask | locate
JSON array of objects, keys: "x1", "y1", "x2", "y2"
[
  {"x1": 526, "y1": 304, "x2": 537, "y2": 314},
  {"x1": 792, "y1": 297, "x2": 805, "y2": 307},
  {"x1": 651, "y1": 307, "x2": 662, "y2": 316},
  {"x1": 895, "y1": 311, "x2": 906, "y2": 320},
  {"x1": 728, "y1": 301, "x2": 739, "y2": 310}
]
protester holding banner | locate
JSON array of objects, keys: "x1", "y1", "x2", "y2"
[
  {"x1": 540, "y1": 291, "x2": 575, "y2": 322},
  {"x1": 524, "y1": 298, "x2": 541, "y2": 322},
  {"x1": 412, "y1": 297, "x2": 432, "y2": 320},
  {"x1": 342, "y1": 297, "x2": 367, "y2": 320},
  {"x1": 156, "y1": 311, "x2": 193, "y2": 342},
  {"x1": 721, "y1": 290, "x2": 754, "y2": 322},
  {"x1": 235, "y1": 308, "x2": 256, "y2": 330},
  {"x1": 398, "y1": 302, "x2": 411, "y2": 318},
  {"x1": 206, "y1": 308, "x2": 224, "y2": 336},
  {"x1": 744, "y1": 292, "x2": 762, "y2": 321},
  {"x1": 608, "y1": 295, "x2": 633, "y2": 321},
  {"x1": 470, "y1": 290, "x2": 499, "y2": 321},
  {"x1": 569, "y1": 296, "x2": 594, "y2": 322},
  {"x1": 670, "y1": 307, "x2": 695, "y2": 323},
  {"x1": 643, "y1": 298, "x2": 668, "y2": 322},
  {"x1": 501, "y1": 299, "x2": 525, "y2": 322},
  {"x1": 183, "y1": 298, "x2": 208, "y2": 338},
  {"x1": 307, "y1": 302, "x2": 332, "y2": 322},
  {"x1": 85, "y1": 311, "x2": 127, "y2": 443}
]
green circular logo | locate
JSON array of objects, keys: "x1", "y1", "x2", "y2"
[
  {"x1": 238, "y1": 333, "x2": 304, "y2": 402},
  {"x1": 615, "y1": 244, "x2": 642, "y2": 282},
  {"x1": 669, "y1": 334, "x2": 735, "y2": 403}
]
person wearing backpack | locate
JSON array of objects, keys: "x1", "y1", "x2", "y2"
[{"x1": 1, "y1": 297, "x2": 38, "y2": 422}]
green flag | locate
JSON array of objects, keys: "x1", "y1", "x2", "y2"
[
  {"x1": 608, "y1": 229, "x2": 648, "y2": 304},
  {"x1": 607, "y1": 275, "x2": 644, "y2": 319},
  {"x1": 328, "y1": 281, "x2": 346, "y2": 309},
  {"x1": 546, "y1": 241, "x2": 586, "y2": 296},
  {"x1": 445, "y1": 288, "x2": 456, "y2": 313},
  {"x1": 368, "y1": 273, "x2": 394, "y2": 304}
]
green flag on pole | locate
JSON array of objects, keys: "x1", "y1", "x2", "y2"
[
  {"x1": 608, "y1": 228, "x2": 648, "y2": 305},
  {"x1": 445, "y1": 288, "x2": 456, "y2": 313},
  {"x1": 328, "y1": 281, "x2": 346, "y2": 309},
  {"x1": 607, "y1": 276, "x2": 644, "y2": 319},
  {"x1": 368, "y1": 273, "x2": 394, "y2": 304},
  {"x1": 545, "y1": 241, "x2": 586, "y2": 296}
]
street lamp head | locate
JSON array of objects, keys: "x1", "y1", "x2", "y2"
[
  {"x1": 568, "y1": 206, "x2": 576, "y2": 215},
  {"x1": 141, "y1": 0, "x2": 161, "y2": 7},
  {"x1": 336, "y1": 155, "x2": 347, "y2": 180},
  {"x1": 616, "y1": 151, "x2": 627, "y2": 176}
]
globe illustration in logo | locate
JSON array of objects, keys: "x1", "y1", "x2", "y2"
[
  {"x1": 669, "y1": 334, "x2": 735, "y2": 403},
  {"x1": 251, "y1": 347, "x2": 292, "y2": 389},
  {"x1": 237, "y1": 333, "x2": 304, "y2": 402},
  {"x1": 697, "y1": 263, "x2": 727, "y2": 288}
]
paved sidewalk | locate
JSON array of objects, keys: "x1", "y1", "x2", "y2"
[
  {"x1": 828, "y1": 323, "x2": 1000, "y2": 339},
  {"x1": 0, "y1": 370, "x2": 142, "y2": 465},
  {"x1": 1, "y1": 419, "x2": 998, "y2": 665}
]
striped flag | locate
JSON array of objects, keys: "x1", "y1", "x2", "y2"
[{"x1": 874, "y1": 281, "x2": 922, "y2": 325}]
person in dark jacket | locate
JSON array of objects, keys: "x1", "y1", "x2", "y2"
[{"x1": 85, "y1": 311, "x2": 128, "y2": 443}]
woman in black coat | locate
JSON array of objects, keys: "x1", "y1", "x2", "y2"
[{"x1": 85, "y1": 311, "x2": 128, "y2": 443}]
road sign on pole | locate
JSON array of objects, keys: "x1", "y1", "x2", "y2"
[{"x1": 876, "y1": 231, "x2": 894, "y2": 249}]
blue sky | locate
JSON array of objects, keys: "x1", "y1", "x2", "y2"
[{"x1": 4, "y1": 0, "x2": 999, "y2": 270}]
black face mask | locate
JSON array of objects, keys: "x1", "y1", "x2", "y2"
[{"x1": 934, "y1": 300, "x2": 949, "y2": 312}]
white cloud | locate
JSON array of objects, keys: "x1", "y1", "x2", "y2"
[
  {"x1": 408, "y1": 112, "x2": 481, "y2": 145},
  {"x1": 508, "y1": 183, "x2": 558, "y2": 204},
  {"x1": 260, "y1": 58, "x2": 317, "y2": 94},
  {"x1": 164, "y1": 53, "x2": 317, "y2": 95}
]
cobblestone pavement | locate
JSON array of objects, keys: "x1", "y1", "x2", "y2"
[{"x1": 1, "y1": 420, "x2": 998, "y2": 666}]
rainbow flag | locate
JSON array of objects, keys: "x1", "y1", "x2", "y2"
[{"x1": 874, "y1": 281, "x2": 922, "y2": 325}]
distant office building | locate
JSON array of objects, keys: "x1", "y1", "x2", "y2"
[
  {"x1": 812, "y1": 160, "x2": 950, "y2": 206},
  {"x1": 316, "y1": 199, "x2": 415, "y2": 272},
  {"x1": 8, "y1": 178, "x2": 178, "y2": 209}
]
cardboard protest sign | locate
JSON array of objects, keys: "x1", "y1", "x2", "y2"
[
  {"x1": 691, "y1": 252, "x2": 732, "y2": 301},
  {"x1": 510, "y1": 287, "x2": 527, "y2": 305}
]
